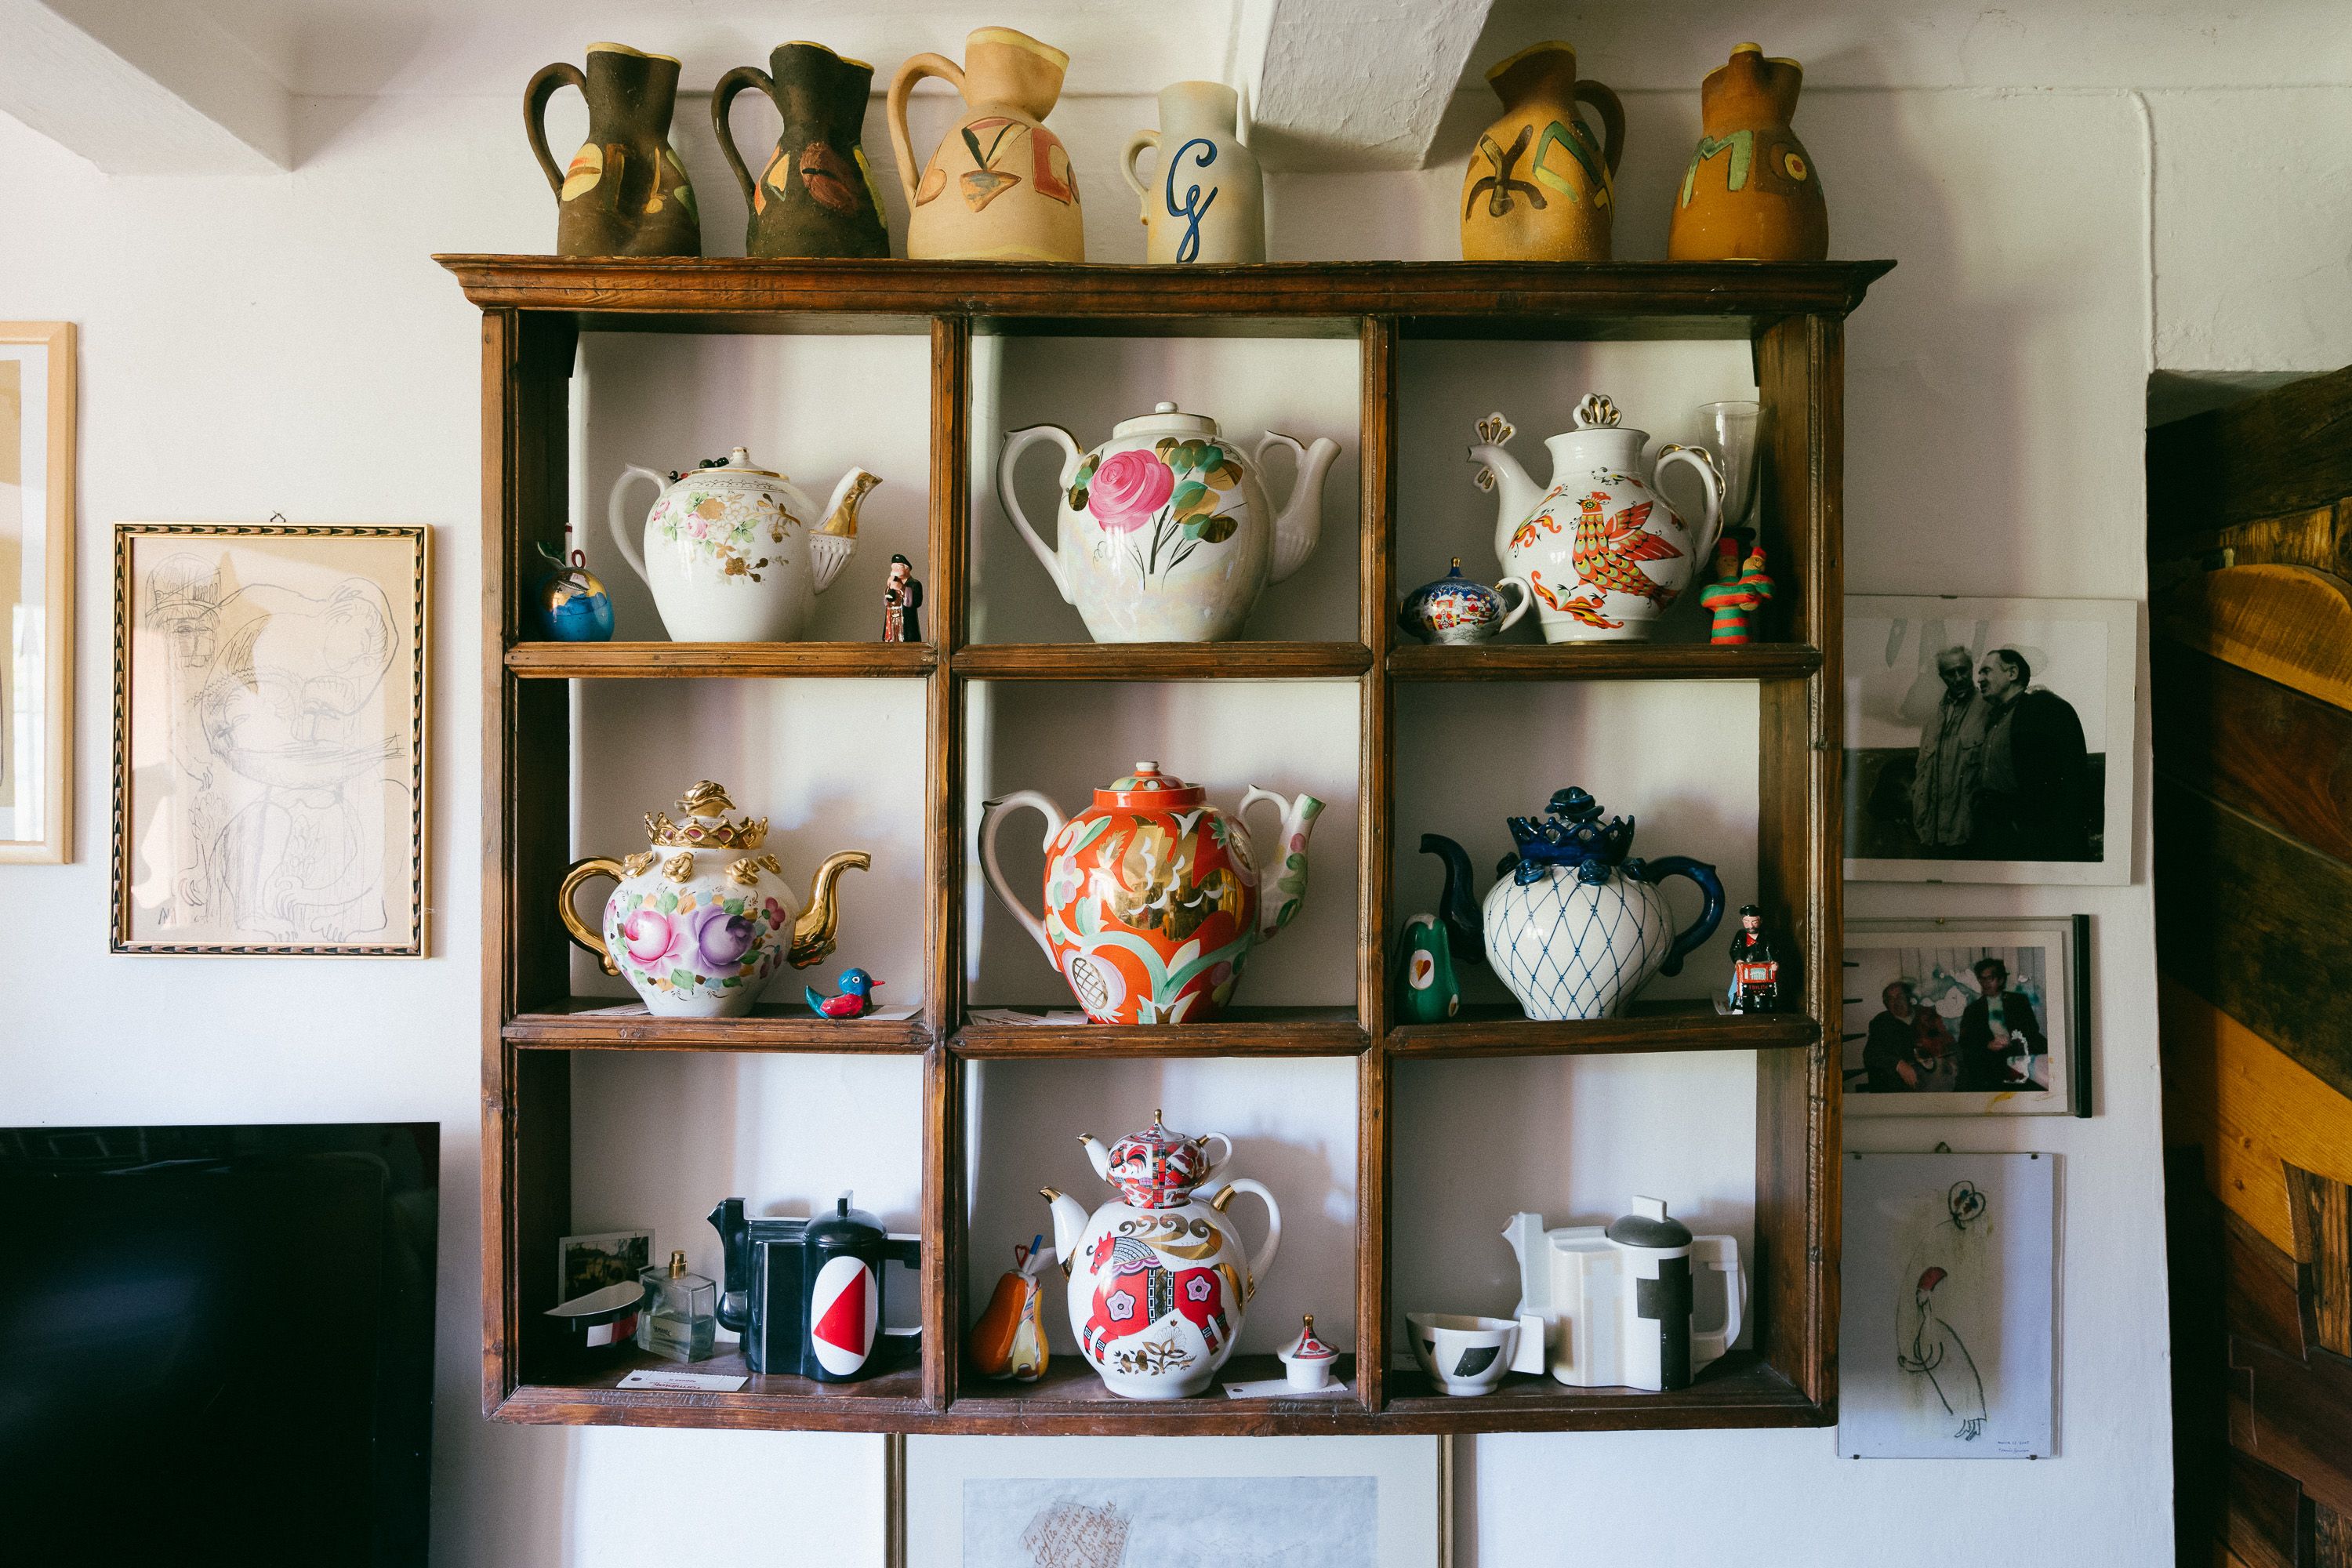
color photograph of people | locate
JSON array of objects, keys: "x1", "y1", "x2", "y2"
[
  {"x1": 1844, "y1": 942, "x2": 2053, "y2": 1098},
  {"x1": 1845, "y1": 608, "x2": 2113, "y2": 869}
]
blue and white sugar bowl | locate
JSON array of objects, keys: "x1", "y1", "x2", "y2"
[{"x1": 1396, "y1": 557, "x2": 1533, "y2": 644}]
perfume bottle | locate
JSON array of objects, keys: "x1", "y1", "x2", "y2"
[{"x1": 638, "y1": 1250, "x2": 717, "y2": 1363}]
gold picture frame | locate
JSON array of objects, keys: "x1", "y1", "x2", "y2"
[
  {"x1": 111, "y1": 522, "x2": 430, "y2": 955},
  {"x1": 0, "y1": 321, "x2": 74, "y2": 863}
]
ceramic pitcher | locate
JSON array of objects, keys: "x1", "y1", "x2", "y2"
[
  {"x1": 887, "y1": 27, "x2": 1084, "y2": 262},
  {"x1": 1668, "y1": 44, "x2": 1827, "y2": 261},
  {"x1": 1121, "y1": 82, "x2": 1265, "y2": 263},
  {"x1": 525, "y1": 43, "x2": 701, "y2": 257},
  {"x1": 713, "y1": 41, "x2": 891, "y2": 259},
  {"x1": 1460, "y1": 42, "x2": 1624, "y2": 262}
]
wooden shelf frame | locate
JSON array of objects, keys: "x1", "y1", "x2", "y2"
[{"x1": 459, "y1": 258, "x2": 1883, "y2": 1436}]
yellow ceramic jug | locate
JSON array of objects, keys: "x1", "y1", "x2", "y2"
[
  {"x1": 887, "y1": 27, "x2": 1084, "y2": 262},
  {"x1": 1668, "y1": 45, "x2": 1828, "y2": 262},
  {"x1": 1460, "y1": 42, "x2": 1624, "y2": 262}
]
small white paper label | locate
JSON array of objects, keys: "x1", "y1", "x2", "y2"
[
  {"x1": 1222, "y1": 1377, "x2": 1354, "y2": 1401},
  {"x1": 616, "y1": 1370, "x2": 750, "y2": 1392}
]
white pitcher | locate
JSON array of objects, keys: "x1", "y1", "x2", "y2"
[{"x1": 1121, "y1": 81, "x2": 1265, "y2": 263}]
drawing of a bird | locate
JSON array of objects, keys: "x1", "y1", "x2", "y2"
[
  {"x1": 806, "y1": 967, "x2": 881, "y2": 1019},
  {"x1": 1898, "y1": 1265, "x2": 1987, "y2": 1440},
  {"x1": 1570, "y1": 491, "x2": 1682, "y2": 604}
]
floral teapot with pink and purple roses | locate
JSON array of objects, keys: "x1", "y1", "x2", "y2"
[
  {"x1": 996, "y1": 401, "x2": 1340, "y2": 642},
  {"x1": 557, "y1": 781, "x2": 869, "y2": 1018},
  {"x1": 1043, "y1": 1110, "x2": 1283, "y2": 1399}
]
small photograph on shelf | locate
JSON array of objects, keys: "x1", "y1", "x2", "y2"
[
  {"x1": 1842, "y1": 916, "x2": 2090, "y2": 1117},
  {"x1": 902, "y1": 1434, "x2": 1448, "y2": 1568},
  {"x1": 559, "y1": 1227, "x2": 652, "y2": 1301},
  {"x1": 1844, "y1": 595, "x2": 2136, "y2": 885},
  {"x1": 1839, "y1": 1150, "x2": 2056, "y2": 1460},
  {"x1": 111, "y1": 523, "x2": 428, "y2": 954}
]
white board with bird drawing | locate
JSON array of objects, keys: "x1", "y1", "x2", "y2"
[{"x1": 1838, "y1": 1150, "x2": 2056, "y2": 1458}]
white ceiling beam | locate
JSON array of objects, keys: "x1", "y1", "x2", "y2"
[
  {"x1": 1235, "y1": 0, "x2": 1493, "y2": 170},
  {"x1": 0, "y1": 0, "x2": 292, "y2": 173}
]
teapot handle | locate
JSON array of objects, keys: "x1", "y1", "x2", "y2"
[
  {"x1": 1690, "y1": 1235, "x2": 1744, "y2": 1367},
  {"x1": 886, "y1": 53, "x2": 967, "y2": 210},
  {"x1": 1495, "y1": 575, "x2": 1535, "y2": 633},
  {"x1": 524, "y1": 62, "x2": 587, "y2": 198},
  {"x1": 1236, "y1": 786, "x2": 1314, "y2": 945},
  {"x1": 978, "y1": 790, "x2": 1067, "y2": 960},
  {"x1": 1210, "y1": 1177, "x2": 1281, "y2": 1301},
  {"x1": 996, "y1": 426, "x2": 1081, "y2": 603},
  {"x1": 710, "y1": 65, "x2": 779, "y2": 216},
  {"x1": 557, "y1": 856, "x2": 626, "y2": 978},
  {"x1": 1653, "y1": 444, "x2": 1725, "y2": 567},
  {"x1": 605, "y1": 464, "x2": 664, "y2": 589},
  {"x1": 1641, "y1": 855, "x2": 1724, "y2": 978},
  {"x1": 1196, "y1": 1131, "x2": 1234, "y2": 1181}
]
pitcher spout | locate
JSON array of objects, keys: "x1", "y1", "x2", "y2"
[
  {"x1": 1257, "y1": 431, "x2": 1342, "y2": 585},
  {"x1": 788, "y1": 849, "x2": 871, "y2": 967},
  {"x1": 1504, "y1": 1211, "x2": 1552, "y2": 1317},
  {"x1": 809, "y1": 469, "x2": 878, "y2": 593}
]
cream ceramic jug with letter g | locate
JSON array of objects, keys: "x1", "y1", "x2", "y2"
[{"x1": 1121, "y1": 81, "x2": 1265, "y2": 263}]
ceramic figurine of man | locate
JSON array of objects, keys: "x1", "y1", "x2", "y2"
[
  {"x1": 1700, "y1": 539, "x2": 1776, "y2": 644},
  {"x1": 883, "y1": 554, "x2": 923, "y2": 643},
  {"x1": 1726, "y1": 902, "x2": 1784, "y2": 1013}
]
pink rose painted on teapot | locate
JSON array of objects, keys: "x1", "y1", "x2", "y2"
[{"x1": 1087, "y1": 448, "x2": 1178, "y2": 531}]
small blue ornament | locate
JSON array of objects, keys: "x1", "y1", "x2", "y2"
[{"x1": 534, "y1": 542, "x2": 614, "y2": 641}]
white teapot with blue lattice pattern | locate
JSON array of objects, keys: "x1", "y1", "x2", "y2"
[{"x1": 1419, "y1": 787, "x2": 1724, "y2": 1021}]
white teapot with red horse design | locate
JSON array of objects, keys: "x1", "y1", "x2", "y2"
[{"x1": 1041, "y1": 1112, "x2": 1282, "y2": 1399}]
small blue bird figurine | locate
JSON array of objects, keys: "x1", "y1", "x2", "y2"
[{"x1": 807, "y1": 967, "x2": 881, "y2": 1019}]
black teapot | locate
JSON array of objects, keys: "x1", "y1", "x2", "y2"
[{"x1": 708, "y1": 1192, "x2": 920, "y2": 1380}]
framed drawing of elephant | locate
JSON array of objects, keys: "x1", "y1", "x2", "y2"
[{"x1": 111, "y1": 523, "x2": 429, "y2": 955}]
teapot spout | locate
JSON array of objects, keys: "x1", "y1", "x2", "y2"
[
  {"x1": 1041, "y1": 1186, "x2": 1093, "y2": 1276},
  {"x1": 708, "y1": 1197, "x2": 753, "y2": 1334},
  {"x1": 808, "y1": 470, "x2": 878, "y2": 594},
  {"x1": 1237, "y1": 786, "x2": 1326, "y2": 943},
  {"x1": 1256, "y1": 431, "x2": 1342, "y2": 585},
  {"x1": 1078, "y1": 1133, "x2": 1114, "y2": 1183},
  {"x1": 1504, "y1": 1211, "x2": 1553, "y2": 1318},
  {"x1": 1469, "y1": 421, "x2": 1544, "y2": 561},
  {"x1": 787, "y1": 850, "x2": 871, "y2": 967},
  {"x1": 1418, "y1": 833, "x2": 1486, "y2": 967}
]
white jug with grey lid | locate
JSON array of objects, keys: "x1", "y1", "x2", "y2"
[{"x1": 1503, "y1": 1198, "x2": 1744, "y2": 1391}]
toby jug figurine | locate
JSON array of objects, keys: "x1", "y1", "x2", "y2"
[
  {"x1": 713, "y1": 41, "x2": 891, "y2": 259},
  {"x1": 709, "y1": 1192, "x2": 920, "y2": 1379},
  {"x1": 1461, "y1": 41, "x2": 1624, "y2": 262},
  {"x1": 1470, "y1": 396, "x2": 1722, "y2": 642},
  {"x1": 525, "y1": 44, "x2": 701, "y2": 257},
  {"x1": 980, "y1": 761, "x2": 1323, "y2": 1024},
  {"x1": 1121, "y1": 81, "x2": 1265, "y2": 263},
  {"x1": 888, "y1": 27, "x2": 1084, "y2": 262},
  {"x1": 607, "y1": 448, "x2": 877, "y2": 642},
  {"x1": 557, "y1": 781, "x2": 869, "y2": 1018},
  {"x1": 1505, "y1": 1200, "x2": 1745, "y2": 1391},
  {"x1": 1043, "y1": 1111, "x2": 1282, "y2": 1399},
  {"x1": 998, "y1": 401, "x2": 1339, "y2": 642},
  {"x1": 1421, "y1": 786, "x2": 1723, "y2": 1022},
  {"x1": 1668, "y1": 44, "x2": 1828, "y2": 262}
]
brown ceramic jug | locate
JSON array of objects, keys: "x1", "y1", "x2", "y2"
[
  {"x1": 1668, "y1": 45, "x2": 1827, "y2": 262},
  {"x1": 713, "y1": 42, "x2": 891, "y2": 260},
  {"x1": 887, "y1": 27, "x2": 1084, "y2": 262},
  {"x1": 526, "y1": 44, "x2": 701, "y2": 257},
  {"x1": 1460, "y1": 42, "x2": 1624, "y2": 263}
]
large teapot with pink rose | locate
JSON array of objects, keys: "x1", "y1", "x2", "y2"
[{"x1": 996, "y1": 401, "x2": 1340, "y2": 642}]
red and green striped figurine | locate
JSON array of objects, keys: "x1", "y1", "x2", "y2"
[{"x1": 1700, "y1": 539, "x2": 1775, "y2": 644}]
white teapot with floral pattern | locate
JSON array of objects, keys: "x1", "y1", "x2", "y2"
[{"x1": 608, "y1": 447, "x2": 878, "y2": 642}]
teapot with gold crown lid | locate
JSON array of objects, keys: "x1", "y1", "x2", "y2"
[{"x1": 557, "y1": 781, "x2": 869, "y2": 1018}]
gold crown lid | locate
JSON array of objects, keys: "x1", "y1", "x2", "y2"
[{"x1": 646, "y1": 779, "x2": 768, "y2": 850}]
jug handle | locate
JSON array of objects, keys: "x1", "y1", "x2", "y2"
[
  {"x1": 978, "y1": 789, "x2": 1067, "y2": 960},
  {"x1": 887, "y1": 53, "x2": 968, "y2": 210},
  {"x1": 1121, "y1": 129, "x2": 1160, "y2": 207},
  {"x1": 524, "y1": 62, "x2": 588, "y2": 198},
  {"x1": 1236, "y1": 785, "x2": 1313, "y2": 944},
  {"x1": 1575, "y1": 78, "x2": 1628, "y2": 176},
  {"x1": 1495, "y1": 575, "x2": 1535, "y2": 634},
  {"x1": 1641, "y1": 855, "x2": 1725, "y2": 978},
  {"x1": 556, "y1": 856, "x2": 626, "y2": 978},
  {"x1": 605, "y1": 464, "x2": 665, "y2": 589},
  {"x1": 1690, "y1": 1236, "x2": 1744, "y2": 1366},
  {"x1": 1210, "y1": 1177, "x2": 1281, "y2": 1300},
  {"x1": 996, "y1": 426, "x2": 1081, "y2": 603},
  {"x1": 1653, "y1": 444, "x2": 1725, "y2": 565},
  {"x1": 710, "y1": 65, "x2": 779, "y2": 216}
]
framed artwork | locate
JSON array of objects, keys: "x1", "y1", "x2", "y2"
[
  {"x1": 1843, "y1": 596, "x2": 2136, "y2": 884},
  {"x1": 111, "y1": 523, "x2": 429, "y2": 955},
  {"x1": 1842, "y1": 916, "x2": 2091, "y2": 1116},
  {"x1": 0, "y1": 322, "x2": 74, "y2": 862},
  {"x1": 1839, "y1": 1150, "x2": 2056, "y2": 1459},
  {"x1": 558, "y1": 1229, "x2": 653, "y2": 1301},
  {"x1": 897, "y1": 1434, "x2": 1450, "y2": 1568}
]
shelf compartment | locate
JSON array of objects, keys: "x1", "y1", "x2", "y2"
[
  {"x1": 952, "y1": 1007, "x2": 1367, "y2": 1058},
  {"x1": 505, "y1": 999, "x2": 929, "y2": 1053},
  {"x1": 499, "y1": 1349, "x2": 929, "y2": 1430},
  {"x1": 1379, "y1": 1351, "x2": 1820, "y2": 1432},
  {"x1": 506, "y1": 641, "x2": 934, "y2": 680},
  {"x1": 944, "y1": 1354, "x2": 1371, "y2": 1434},
  {"x1": 1385, "y1": 1000, "x2": 1817, "y2": 1058},
  {"x1": 953, "y1": 643, "x2": 1371, "y2": 681},
  {"x1": 1387, "y1": 643, "x2": 1818, "y2": 683}
]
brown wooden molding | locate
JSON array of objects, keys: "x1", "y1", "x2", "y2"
[
  {"x1": 2152, "y1": 641, "x2": 2352, "y2": 866},
  {"x1": 2155, "y1": 564, "x2": 2352, "y2": 713}
]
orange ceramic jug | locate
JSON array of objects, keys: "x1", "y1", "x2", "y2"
[
  {"x1": 887, "y1": 27, "x2": 1084, "y2": 262},
  {"x1": 1460, "y1": 42, "x2": 1624, "y2": 263},
  {"x1": 1668, "y1": 44, "x2": 1828, "y2": 262}
]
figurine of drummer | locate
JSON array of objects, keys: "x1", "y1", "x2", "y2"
[{"x1": 1726, "y1": 902, "x2": 1784, "y2": 1013}]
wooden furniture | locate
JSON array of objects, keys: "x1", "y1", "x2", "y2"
[{"x1": 444, "y1": 256, "x2": 1890, "y2": 1434}]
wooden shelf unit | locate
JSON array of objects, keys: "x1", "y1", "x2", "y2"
[{"x1": 452, "y1": 256, "x2": 1888, "y2": 1436}]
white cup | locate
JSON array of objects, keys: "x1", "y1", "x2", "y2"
[{"x1": 1407, "y1": 1312, "x2": 1523, "y2": 1396}]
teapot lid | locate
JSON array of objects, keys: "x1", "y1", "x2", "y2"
[
  {"x1": 677, "y1": 446, "x2": 786, "y2": 482},
  {"x1": 644, "y1": 779, "x2": 770, "y2": 851},
  {"x1": 1282, "y1": 1313, "x2": 1337, "y2": 1363},
  {"x1": 1112, "y1": 401, "x2": 1221, "y2": 440},
  {"x1": 1606, "y1": 1196, "x2": 1693, "y2": 1250},
  {"x1": 1101, "y1": 1109, "x2": 1218, "y2": 1207},
  {"x1": 1097, "y1": 760, "x2": 1207, "y2": 810}
]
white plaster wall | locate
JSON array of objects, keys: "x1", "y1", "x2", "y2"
[{"x1": 3, "y1": 4, "x2": 2347, "y2": 1563}]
